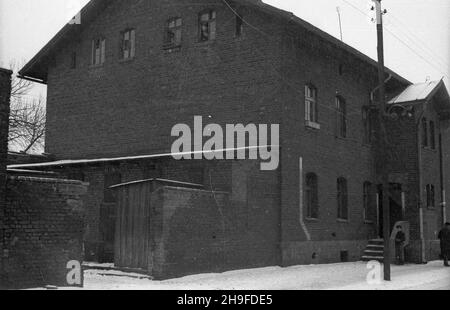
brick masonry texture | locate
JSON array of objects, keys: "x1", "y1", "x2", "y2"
[
  {"x1": 36, "y1": 0, "x2": 449, "y2": 269},
  {"x1": 1, "y1": 176, "x2": 87, "y2": 289},
  {"x1": 0, "y1": 68, "x2": 12, "y2": 283}
]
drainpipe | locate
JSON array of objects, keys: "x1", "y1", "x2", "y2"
[
  {"x1": 416, "y1": 108, "x2": 427, "y2": 263},
  {"x1": 299, "y1": 157, "x2": 311, "y2": 241},
  {"x1": 370, "y1": 74, "x2": 392, "y2": 103},
  {"x1": 439, "y1": 132, "x2": 447, "y2": 225}
]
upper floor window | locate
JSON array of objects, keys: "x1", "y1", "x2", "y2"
[
  {"x1": 165, "y1": 17, "x2": 182, "y2": 48},
  {"x1": 91, "y1": 37, "x2": 106, "y2": 66},
  {"x1": 199, "y1": 10, "x2": 216, "y2": 42},
  {"x1": 430, "y1": 121, "x2": 436, "y2": 150},
  {"x1": 336, "y1": 96, "x2": 347, "y2": 138},
  {"x1": 305, "y1": 173, "x2": 319, "y2": 219},
  {"x1": 337, "y1": 177, "x2": 348, "y2": 220},
  {"x1": 305, "y1": 85, "x2": 319, "y2": 125},
  {"x1": 120, "y1": 29, "x2": 136, "y2": 60},
  {"x1": 426, "y1": 184, "x2": 435, "y2": 208},
  {"x1": 235, "y1": 12, "x2": 244, "y2": 37},
  {"x1": 422, "y1": 117, "x2": 428, "y2": 147}
]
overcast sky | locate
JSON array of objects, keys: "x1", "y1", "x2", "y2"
[{"x1": 0, "y1": 0, "x2": 449, "y2": 99}]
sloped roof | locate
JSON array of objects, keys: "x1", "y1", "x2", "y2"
[
  {"x1": 19, "y1": 0, "x2": 410, "y2": 86},
  {"x1": 389, "y1": 79, "x2": 450, "y2": 104}
]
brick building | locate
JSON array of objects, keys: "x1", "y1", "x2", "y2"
[{"x1": 12, "y1": 0, "x2": 450, "y2": 274}]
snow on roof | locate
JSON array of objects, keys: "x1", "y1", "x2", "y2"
[
  {"x1": 110, "y1": 178, "x2": 204, "y2": 189},
  {"x1": 7, "y1": 145, "x2": 278, "y2": 170},
  {"x1": 389, "y1": 80, "x2": 442, "y2": 104}
]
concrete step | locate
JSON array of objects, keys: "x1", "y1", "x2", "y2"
[{"x1": 362, "y1": 256, "x2": 384, "y2": 262}]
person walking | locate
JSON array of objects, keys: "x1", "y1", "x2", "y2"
[
  {"x1": 438, "y1": 222, "x2": 450, "y2": 267},
  {"x1": 394, "y1": 225, "x2": 406, "y2": 265}
]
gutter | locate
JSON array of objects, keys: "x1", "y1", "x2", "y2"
[
  {"x1": 299, "y1": 157, "x2": 311, "y2": 241},
  {"x1": 370, "y1": 74, "x2": 392, "y2": 103},
  {"x1": 17, "y1": 75, "x2": 46, "y2": 85}
]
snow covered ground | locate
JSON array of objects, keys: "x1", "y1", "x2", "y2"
[{"x1": 37, "y1": 261, "x2": 450, "y2": 290}]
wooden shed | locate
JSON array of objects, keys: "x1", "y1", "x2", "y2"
[{"x1": 110, "y1": 178, "x2": 204, "y2": 272}]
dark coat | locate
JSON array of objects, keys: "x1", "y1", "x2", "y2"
[
  {"x1": 438, "y1": 228, "x2": 450, "y2": 256},
  {"x1": 395, "y1": 231, "x2": 406, "y2": 244}
]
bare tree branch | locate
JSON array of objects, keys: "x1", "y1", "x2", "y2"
[{"x1": 8, "y1": 60, "x2": 46, "y2": 154}]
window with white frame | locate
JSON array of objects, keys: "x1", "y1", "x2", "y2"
[
  {"x1": 305, "y1": 85, "x2": 318, "y2": 125},
  {"x1": 120, "y1": 29, "x2": 136, "y2": 60},
  {"x1": 91, "y1": 38, "x2": 106, "y2": 66}
]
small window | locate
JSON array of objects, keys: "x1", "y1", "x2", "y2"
[
  {"x1": 70, "y1": 52, "x2": 77, "y2": 69},
  {"x1": 336, "y1": 96, "x2": 347, "y2": 138},
  {"x1": 426, "y1": 184, "x2": 435, "y2": 208},
  {"x1": 120, "y1": 29, "x2": 136, "y2": 60},
  {"x1": 199, "y1": 10, "x2": 216, "y2": 42},
  {"x1": 363, "y1": 182, "x2": 373, "y2": 221},
  {"x1": 422, "y1": 117, "x2": 428, "y2": 147},
  {"x1": 305, "y1": 85, "x2": 319, "y2": 124},
  {"x1": 430, "y1": 121, "x2": 436, "y2": 150},
  {"x1": 235, "y1": 12, "x2": 244, "y2": 37},
  {"x1": 337, "y1": 177, "x2": 348, "y2": 220},
  {"x1": 305, "y1": 173, "x2": 319, "y2": 219},
  {"x1": 165, "y1": 17, "x2": 182, "y2": 48},
  {"x1": 91, "y1": 38, "x2": 106, "y2": 66}
]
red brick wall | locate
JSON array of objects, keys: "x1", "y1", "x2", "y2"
[
  {"x1": 58, "y1": 158, "x2": 281, "y2": 267},
  {"x1": 277, "y1": 26, "x2": 395, "y2": 265},
  {"x1": 151, "y1": 177, "x2": 280, "y2": 279},
  {"x1": 42, "y1": 0, "x2": 414, "y2": 266},
  {"x1": 45, "y1": 0, "x2": 284, "y2": 159},
  {"x1": 1, "y1": 177, "x2": 87, "y2": 289}
]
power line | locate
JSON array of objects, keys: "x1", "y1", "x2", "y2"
[
  {"x1": 341, "y1": 0, "x2": 448, "y2": 79},
  {"x1": 221, "y1": 0, "x2": 373, "y2": 120},
  {"x1": 387, "y1": 12, "x2": 449, "y2": 68}
]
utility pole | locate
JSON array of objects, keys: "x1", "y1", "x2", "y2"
[{"x1": 372, "y1": 0, "x2": 391, "y2": 281}]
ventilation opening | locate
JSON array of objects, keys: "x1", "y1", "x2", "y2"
[{"x1": 340, "y1": 250, "x2": 349, "y2": 262}]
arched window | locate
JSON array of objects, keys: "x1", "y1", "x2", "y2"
[
  {"x1": 430, "y1": 121, "x2": 436, "y2": 149},
  {"x1": 305, "y1": 84, "x2": 318, "y2": 124},
  {"x1": 305, "y1": 173, "x2": 319, "y2": 219},
  {"x1": 363, "y1": 182, "x2": 373, "y2": 221},
  {"x1": 422, "y1": 118, "x2": 428, "y2": 147},
  {"x1": 337, "y1": 177, "x2": 348, "y2": 220},
  {"x1": 336, "y1": 96, "x2": 347, "y2": 138}
]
